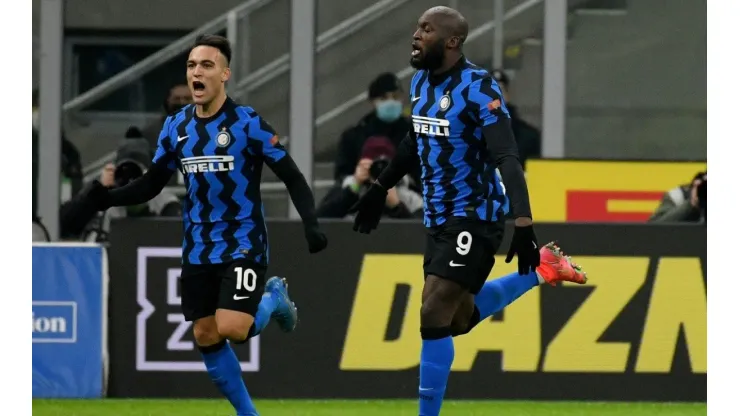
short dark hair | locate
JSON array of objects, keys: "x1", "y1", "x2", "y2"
[
  {"x1": 368, "y1": 72, "x2": 401, "y2": 99},
  {"x1": 192, "y1": 34, "x2": 232, "y2": 64}
]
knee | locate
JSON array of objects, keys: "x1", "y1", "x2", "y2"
[
  {"x1": 193, "y1": 318, "x2": 221, "y2": 347},
  {"x1": 449, "y1": 318, "x2": 470, "y2": 336},
  {"x1": 217, "y1": 317, "x2": 253, "y2": 342},
  {"x1": 450, "y1": 299, "x2": 476, "y2": 336},
  {"x1": 420, "y1": 296, "x2": 455, "y2": 328}
]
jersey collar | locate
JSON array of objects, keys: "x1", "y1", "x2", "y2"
[
  {"x1": 427, "y1": 55, "x2": 467, "y2": 86},
  {"x1": 193, "y1": 96, "x2": 235, "y2": 123}
]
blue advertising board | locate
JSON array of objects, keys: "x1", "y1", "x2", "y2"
[{"x1": 32, "y1": 244, "x2": 108, "y2": 398}]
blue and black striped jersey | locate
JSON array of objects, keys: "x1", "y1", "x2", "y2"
[
  {"x1": 153, "y1": 98, "x2": 285, "y2": 265},
  {"x1": 410, "y1": 58, "x2": 510, "y2": 227}
]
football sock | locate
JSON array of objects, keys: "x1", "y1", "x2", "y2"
[
  {"x1": 199, "y1": 340, "x2": 256, "y2": 415},
  {"x1": 470, "y1": 271, "x2": 540, "y2": 330},
  {"x1": 252, "y1": 292, "x2": 279, "y2": 336},
  {"x1": 419, "y1": 327, "x2": 454, "y2": 416}
]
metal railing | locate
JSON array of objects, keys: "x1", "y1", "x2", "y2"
[
  {"x1": 314, "y1": 0, "x2": 544, "y2": 129},
  {"x1": 79, "y1": 0, "x2": 543, "y2": 182},
  {"x1": 80, "y1": 0, "x2": 413, "y2": 179},
  {"x1": 63, "y1": 0, "x2": 272, "y2": 113},
  {"x1": 232, "y1": 0, "x2": 413, "y2": 99}
]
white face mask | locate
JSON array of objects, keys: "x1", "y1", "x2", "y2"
[{"x1": 32, "y1": 109, "x2": 38, "y2": 130}]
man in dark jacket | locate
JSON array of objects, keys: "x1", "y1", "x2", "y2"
[
  {"x1": 490, "y1": 69, "x2": 542, "y2": 169},
  {"x1": 334, "y1": 72, "x2": 420, "y2": 186}
]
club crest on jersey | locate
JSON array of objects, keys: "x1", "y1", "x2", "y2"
[
  {"x1": 439, "y1": 94, "x2": 451, "y2": 111},
  {"x1": 216, "y1": 129, "x2": 231, "y2": 147},
  {"x1": 412, "y1": 115, "x2": 451, "y2": 137}
]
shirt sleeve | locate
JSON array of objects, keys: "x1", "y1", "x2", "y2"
[
  {"x1": 246, "y1": 112, "x2": 287, "y2": 163},
  {"x1": 468, "y1": 76, "x2": 511, "y2": 127},
  {"x1": 152, "y1": 116, "x2": 177, "y2": 171}
]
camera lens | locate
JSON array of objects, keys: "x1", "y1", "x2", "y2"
[
  {"x1": 369, "y1": 159, "x2": 388, "y2": 179},
  {"x1": 114, "y1": 162, "x2": 143, "y2": 187}
]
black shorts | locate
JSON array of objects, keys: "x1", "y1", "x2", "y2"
[
  {"x1": 423, "y1": 217, "x2": 505, "y2": 294},
  {"x1": 180, "y1": 258, "x2": 267, "y2": 322}
]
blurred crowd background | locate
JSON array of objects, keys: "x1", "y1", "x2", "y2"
[{"x1": 31, "y1": 0, "x2": 707, "y2": 243}]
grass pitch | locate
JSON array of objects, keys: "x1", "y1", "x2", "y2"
[{"x1": 33, "y1": 399, "x2": 706, "y2": 416}]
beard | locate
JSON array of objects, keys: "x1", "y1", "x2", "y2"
[{"x1": 410, "y1": 39, "x2": 446, "y2": 71}]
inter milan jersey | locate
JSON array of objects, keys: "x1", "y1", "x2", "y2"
[
  {"x1": 153, "y1": 98, "x2": 285, "y2": 265},
  {"x1": 410, "y1": 59, "x2": 511, "y2": 228}
]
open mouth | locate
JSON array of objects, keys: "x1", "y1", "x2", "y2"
[
  {"x1": 192, "y1": 81, "x2": 206, "y2": 93},
  {"x1": 411, "y1": 44, "x2": 421, "y2": 57}
]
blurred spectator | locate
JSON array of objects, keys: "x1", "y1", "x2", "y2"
[
  {"x1": 60, "y1": 136, "x2": 182, "y2": 241},
  {"x1": 319, "y1": 136, "x2": 423, "y2": 219},
  {"x1": 490, "y1": 69, "x2": 541, "y2": 169},
  {"x1": 60, "y1": 134, "x2": 84, "y2": 198},
  {"x1": 141, "y1": 82, "x2": 192, "y2": 149},
  {"x1": 334, "y1": 72, "x2": 420, "y2": 188},
  {"x1": 648, "y1": 171, "x2": 707, "y2": 223},
  {"x1": 32, "y1": 104, "x2": 84, "y2": 200},
  {"x1": 32, "y1": 102, "x2": 84, "y2": 236}
]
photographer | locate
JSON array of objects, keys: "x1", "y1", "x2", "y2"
[
  {"x1": 333, "y1": 72, "x2": 421, "y2": 191},
  {"x1": 648, "y1": 171, "x2": 706, "y2": 223},
  {"x1": 60, "y1": 136, "x2": 182, "y2": 241},
  {"x1": 318, "y1": 136, "x2": 423, "y2": 219}
]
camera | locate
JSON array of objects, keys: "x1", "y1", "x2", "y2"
[
  {"x1": 114, "y1": 161, "x2": 144, "y2": 188},
  {"x1": 697, "y1": 177, "x2": 706, "y2": 213},
  {"x1": 113, "y1": 137, "x2": 153, "y2": 188},
  {"x1": 369, "y1": 157, "x2": 390, "y2": 180}
]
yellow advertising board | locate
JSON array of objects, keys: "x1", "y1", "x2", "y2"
[{"x1": 526, "y1": 160, "x2": 707, "y2": 222}]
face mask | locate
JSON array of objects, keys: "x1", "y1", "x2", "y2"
[{"x1": 375, "y1": 99, "x2": 403, "y2": 122}]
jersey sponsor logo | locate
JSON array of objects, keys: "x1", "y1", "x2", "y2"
[
  {"x1": 412, "y1": 115, "x2": 451, "y2": 137},
  {"x1": 340, "y1": 254, "x2": 706, "y2": 374},
  {"x1": 134, "y1": 248, "x2": 260, "y2": 372},
  {"x1": 180, "y1": 155, "x2": 235, "y2": 174}
]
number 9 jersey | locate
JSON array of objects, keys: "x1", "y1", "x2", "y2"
[{"x1": 410, "y1": 58, "x2": 511, "y2": 293}]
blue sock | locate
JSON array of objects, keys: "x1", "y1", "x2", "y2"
[
  {"x1": 200, "y1": 340, "x2": 257, "y2": 416},
  {"x1": 419, "y1": 328, "x2": 454, "y2": 416},
  {"x1": 474, "y1": 271, "x2": 540, "y2": 322},
  {"x1": 252, "y1": 292, "x2": 279, "y2": 336}
]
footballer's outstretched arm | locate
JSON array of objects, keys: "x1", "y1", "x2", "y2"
[
  {"x1": 471, "y1": 76, "x2": 533, "y2": 220},
  {"x1": 104, "y1": 117, "x2": 178, "y2": 208},
  {"x1": 375, "y1": 132, "x2": 418, "y2": 190},
  {"x1": 104, "y1": 158, "x2": 174, "y2": 208}
]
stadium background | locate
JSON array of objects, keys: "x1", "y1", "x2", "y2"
[{"x1": 31, "y1": 0, "x2": 706, "y2": 414}]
